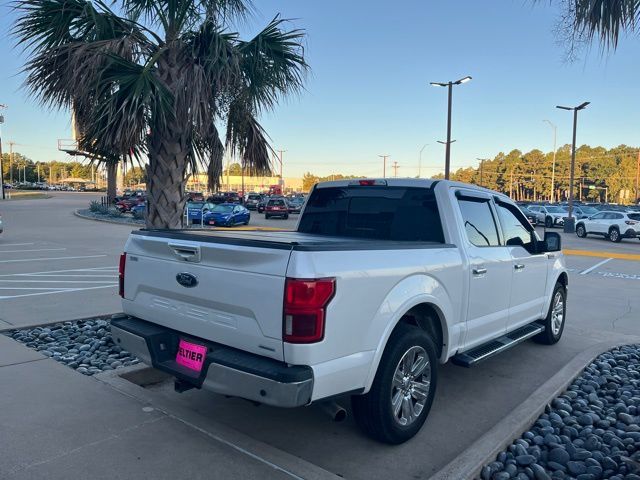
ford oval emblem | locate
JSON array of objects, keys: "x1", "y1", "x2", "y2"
[{"x1": 176, "y1": 272, "x2": 198, "y2": 288}]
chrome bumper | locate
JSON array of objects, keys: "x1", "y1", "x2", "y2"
[{"x1": 110, "y1": 315, "x2": 313, "y2": 408}]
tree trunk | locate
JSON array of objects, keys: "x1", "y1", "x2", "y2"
[
  {"x1": 146, "y1": 128, "x2": 188, "y2": 229},
  {"x1": 106, "y1": 162, "x2": 117, "y2": 203}
]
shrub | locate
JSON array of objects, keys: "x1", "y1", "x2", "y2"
[
  {"x1": 89, "y1": 200, "x2": 101, "y2": 212},
  {"x1": 107, "y1": 207, "x2": 123, "y2": 218},
  {"x1": 132, "y1": 209, "x2": 146, "y2": 220}
]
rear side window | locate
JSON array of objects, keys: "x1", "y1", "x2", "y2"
[
  {"x1": 457, "y1": 198, "x2": 500, "y2": 247},
  {"x1": 297, "y1": 186, "x2": 444, "y2": 242},
  {"x1": 628, "y1": 213, "x2": 640, "y2": 221},
  {"x1": 269, "y1": 200, "x2": 285, "y2": 206}
]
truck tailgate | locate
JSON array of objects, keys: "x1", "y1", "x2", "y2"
[{"x1": 121, "y1": 233, "x2": 292, "y2": 361}]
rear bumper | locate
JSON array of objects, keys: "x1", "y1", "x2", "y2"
[{"x1": 110, "y1": 315, "x2": 314, "y2": 408}]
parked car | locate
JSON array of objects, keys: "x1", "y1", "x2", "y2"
[
  {"x1": 257, "y1": 196, "x2": 270, "y2": 213},
  {"x1": 245, "y1": 193, "x2": 263, "y2": 210},
  {"x1": 202, "y1": 203, "x2": 250, "y2": 227},
  {"x1": 116, "y1": 197, "x2": 144, "y2": 213},
  {"x1": 519, "y1": 206, "x2": 538, "y2": 226},
  {"x1": 527, "y1": 205, "x2": 566, "y2": 228},
  {"x1": 287, "y1": 197, "x2": 305, "y2": 214},
  {"x1": 264, "y1": 198, "x2": 289, "y2": 219},
  {"x1": 185, "y1": 201, "x2": 217, "y2": 224},
  {"x1": 186, "y1": 191, "x2": 205, "y2": 202},
  {"x1": 113, "y1": 178, "x2": 566, "y2": 444},
  {"x1": 130, "y1": 202, "x2": 146, "y2": 218},
  {"x1": 575, "y1": 211, "x2": 640, "y2": 242}
]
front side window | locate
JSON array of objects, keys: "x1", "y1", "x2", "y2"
[
  {"x1": 457, "y1": 198, "x2": 500, "y2": 247},
  {"x1": 496, "y1": 203, "x2": 536, "y2": 254}
]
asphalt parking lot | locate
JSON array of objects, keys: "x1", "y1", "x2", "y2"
[{"x1": 1, "y1": 193, "x2": 639, "y2": 479}]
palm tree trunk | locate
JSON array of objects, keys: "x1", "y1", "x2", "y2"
[
  {"x1": 146, "y1": 128, "x2": 188, "y2": 229},
  {"x1": 106, "y1": 162, "x2": 117, "y2": 202},
  {"x1": 145, "y1": 49, "x2": 189, "y2": 229}
]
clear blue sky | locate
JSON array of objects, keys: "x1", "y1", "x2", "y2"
[{"x1": 1, "y1": 0, "x2": 639, "y2": 177}]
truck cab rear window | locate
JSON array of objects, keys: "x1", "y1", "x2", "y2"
[{"x1": 297, "y1": 186, "x2": 444, "y2": 242}]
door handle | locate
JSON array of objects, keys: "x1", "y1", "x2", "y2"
[
  {"x1": 472, "y1": 267, "x2": 487, "y2": 275},
  {"x1": 514, "y1": 264, "x2": 525, "y2": 271}
]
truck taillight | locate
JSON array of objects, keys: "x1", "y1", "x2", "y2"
[
  {"x1": 118, "y1": 253, "x2": 126, "y2": 298},
  {"x1": 283, "y1": 278, "x2": 335, "y2": 344}
]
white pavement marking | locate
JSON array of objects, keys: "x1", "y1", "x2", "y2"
[
  {"x1": 0, "y1": 284, "x2": 117, "y2": 300},
  {"x1": 0, "y1": 280, "x2": 117, "y2": 283},
  {"x1": 0, "y1": 243, "x2": 35, "y2": 247},
  {"x1": 580, "y1": 258, "x2": 613, "y2": 275},
  {"x1": 0, "y1": 248, "x2": 67, "y2": 253},
  {"x1": 0, "y1": 266, "x2": 116, "y2": 277},
  {"x1": 0, "y1": 255, "x2": 107, "y2": 264}
]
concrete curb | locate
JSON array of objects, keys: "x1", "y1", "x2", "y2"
[
  {"x1": 0, "y1": 312, "x2": 122, "y2": 333},
  {"x1": 430, "y1": 336, "x2": 640, "y2": 480},
  {"x1": 73, "y1": 209, "x2": 143, "y2": 227},
  {"x1": 96, "y1": 365, "x2": 341, "y2": 480}
]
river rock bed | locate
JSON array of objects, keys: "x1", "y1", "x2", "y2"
[
  {"x1": 5, "y1": 318, "x2": 139, "y2": 375},
  {"x1": 480, "y1": 344, "x2": 640, "y2": 480}
]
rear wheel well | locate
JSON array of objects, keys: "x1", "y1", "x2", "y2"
[{"x1": 397, "y1": 303, "x2": 444, "y2": 359}]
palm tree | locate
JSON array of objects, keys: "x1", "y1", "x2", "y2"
[
  {"x1": 545, "y1": 0, "x2": 639, "y2": 54},
  {"x1": 14, "y1": 0, "x2": 307, "y2": 228}
]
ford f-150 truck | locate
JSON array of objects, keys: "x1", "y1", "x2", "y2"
[{"x1": 111, "y1": 179, "x2": 567, "y2": 444}]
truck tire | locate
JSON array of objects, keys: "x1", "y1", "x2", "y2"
[
  {"x1": 575, "y1": 224, "x2": 587, "y2": 238},
  {"x1": 533, "y1": 282, "x2": 566, "y2": 345},
  {"x1": 609, "y1": 227, "x2": 621, "y2": 243},
  {"x1": 351, "y1": 323, "x2": 438, "y2": 444}
]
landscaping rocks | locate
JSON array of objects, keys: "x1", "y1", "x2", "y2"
[
  {"x1": 5, "y1": 319, "x2": 140, "y2": 376},
  {"x1": 479, "y1": 344, "x2": 640, "y2": 480}
]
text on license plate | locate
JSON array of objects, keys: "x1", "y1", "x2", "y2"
[{"x1": 176, "y1": 339, "x2": 207, "y2": 372}]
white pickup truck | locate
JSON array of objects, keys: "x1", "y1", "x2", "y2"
[{"x1": 111, "y1": 179, "x2": 568, "y2": 444}]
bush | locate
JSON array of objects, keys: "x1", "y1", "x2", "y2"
[
  {"x1": 107, "y1": 207, "x2": 123, "y2": 218},
  {"x1": 89, "y1": 200, "x2": 101, "y2": 212}
]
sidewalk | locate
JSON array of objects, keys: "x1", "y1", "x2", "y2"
[{"x1": 0, "y1": 335, "x2": 312, "y2": 480}]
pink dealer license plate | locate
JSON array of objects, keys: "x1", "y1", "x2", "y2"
[{"x1": 176, "y1": 339, "x2": 207, "y2": 372}]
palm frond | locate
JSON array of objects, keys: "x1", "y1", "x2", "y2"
[
  {"x1": 237, "y1": 16, "x2": 308, "y2": 111},
  {"x1": 225, "y1": 99, "x2": 273, "y2": 176}
]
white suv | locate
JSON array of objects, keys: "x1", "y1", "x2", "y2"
[
  {"x1": 575, "y1": 211, "x2": 640, "y2": 242},
  {"x1": 527, "y1": 205, "x2": 566, "y2": 228}
]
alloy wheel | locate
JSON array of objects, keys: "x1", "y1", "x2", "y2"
[
  {"x1": 550, "y1": 291, "x2": 564, "y2": 336},
  {"x1": 390, "y1": 346, "x2": 431, "y2": 427}
]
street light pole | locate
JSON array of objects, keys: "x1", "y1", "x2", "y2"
[
  {"x1": 430, "y1": 76, "x2": 472, "y2": 179},
  {"x1": 378, "y1": 154, "x2": 389, "y2": 178},
  {"x1": 556, "y1": 101, "x2": 590, "y2": 232},
  {"x1": 0, "y1": 104, "x2": 6, "y2": 200},
  {"x1": 418, "y1": 144, "x2": 428, "y2": 178},
  {"x1": 543, "y1": 120, "x2": 557, "y2": 203}
]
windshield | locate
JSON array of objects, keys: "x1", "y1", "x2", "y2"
[
  {"x1": 188, "y1": 202, "x2": 204, "y2": 209},
  {"x1": 546, "y1": 206, "x2": 564, "y2": 213},
  {"x1": 581, "y1": 207, "x2": 598, "y2": 214},
  {"x1": 212, "y1": 205, "x2": 234, "y2": 213},
  {"x1": 248, "y1": 195, "x2": 261, "y2": 200}
]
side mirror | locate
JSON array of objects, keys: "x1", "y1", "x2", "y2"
[{"x1": 543, "y1": 231, "x2": 561, "y2": 252}]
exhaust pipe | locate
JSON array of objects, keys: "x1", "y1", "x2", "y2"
[{"x1": 318, "y1": 401, "x2": 347, "y2": 422}]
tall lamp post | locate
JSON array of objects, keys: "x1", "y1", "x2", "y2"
[
  {"x1": 0, "y1": 104, "x2": 6, "y2": 200},
  {"x1": 430, "y1": 76, "x2": 472, "y2": 179},
  {"x1": 556, "y1": 101, "x2": 590, "y2": 232},
  {"x1": 418, "y1": 144, "x2": 428, "y2": 178},
  {"x1": 543, "y1": 119, "x2": 557, "y2": 203},
  {"x1": 378, "y1": 154, "x2": 390, "y2": 178}
]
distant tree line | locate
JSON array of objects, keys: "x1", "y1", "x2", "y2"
[
  {"x1": 435, "y1": 144, "x2": 640, "y2": 204},
  {"x1": 1, "y1": 154, "x2": 96, "y2": 184}
]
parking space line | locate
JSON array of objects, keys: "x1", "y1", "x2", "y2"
[
  {"x1": 0, "y1": 280, "x2": 117, "y2": 283},
  {"x1": 580, "y1": 258, "x2": 613, "y2": 275},
  {"x1": 0, "y1": 285, "x2": 117, "y2": 300},
  {"x1": 0, "y1": 255, "x2": 107, "y2": 264},
  {"x1": 564, "y1": 249, "x2": 640, "y2": 261},
  {"x1": 0, "y1": 266, "x2": 117, "y2": 277},
  {"x1": 0, "y1": 248, "x2": 67, "y2": 254},
  {"x1": 0, "y1": 243, "x2": 35, "y2": 247}
]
